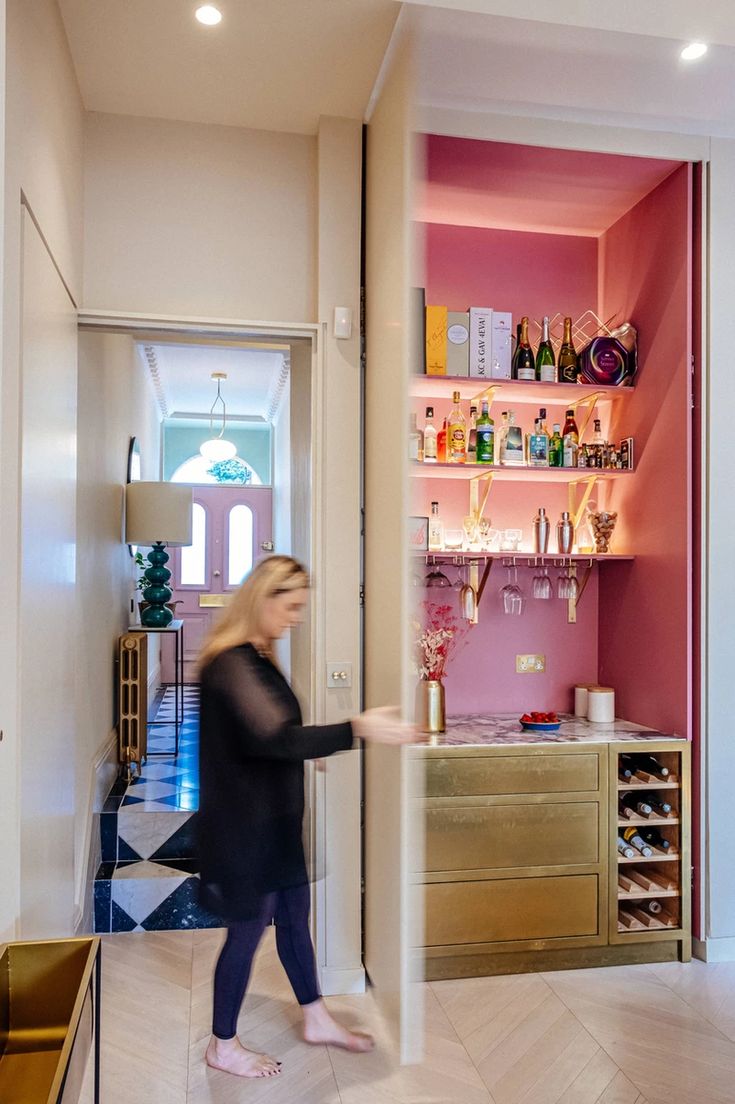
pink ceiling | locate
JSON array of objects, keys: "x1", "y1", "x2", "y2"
[{"x1": 418, "y1": 135, "x2": 682, "y2": 237}]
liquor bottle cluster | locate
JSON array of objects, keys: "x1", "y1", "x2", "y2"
[
  {"x1": 411, "y1": 399, "x2": 633, "y2": 470},
  {"x1": 512, "y1": 315, "x2": 579, "y2": 384}
]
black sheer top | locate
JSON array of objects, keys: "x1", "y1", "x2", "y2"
[{"x1": 197, "y1": 643, "x2": 353, "y2": 919}]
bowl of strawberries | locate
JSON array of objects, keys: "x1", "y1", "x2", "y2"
[{"x1": 519, "y1": 711, "x2": 562, "y2": 731}]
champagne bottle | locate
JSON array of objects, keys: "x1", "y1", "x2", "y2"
[
  {"x1": 558, "y1": 316, "x2": 579, "y2": 383},
  {"x1": 617, "y1": 835, "x2": 636, "y2": 859},
  {"x1": 513, "y1": 317, "x2": 536, "y2": 382},
  {"x1": 536, "y1": 316, "x2": 556, "y2": 382},
  {"x1": 467, "y1": 405, "x2": 478, "y2": 462},
  {"x1": 423, "y1": 406, "x2": 437, "y2": 463},
  {"x1": 475, "y1": 400, "x2": 494, "y2": 464},
  {"x1": 511, "y1": 322, "x2": 522, "y2": 377},
  {"x1": 447, "y1": 391, "x2": 467, "y2": 463},
  {"x1": 622, "y1": 826, "x2": 654, "y2": 857},
  {"x1": 620, "y1": 795, "x2": 653, "y2": 819},
  {"x1": 640, "y1": 828, "x2": 672, "y2": 852}
]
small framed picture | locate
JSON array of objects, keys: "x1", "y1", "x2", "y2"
[{"x1": 408, "y1": 516, "x2": 429, "y2": 551}]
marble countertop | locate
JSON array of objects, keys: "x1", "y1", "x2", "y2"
[{"x1": 428, "y1": 714, "x2": 684, "y2": 747}]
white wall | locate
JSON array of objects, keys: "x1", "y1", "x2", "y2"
[
  {"x1": 83, "y1": 112, "x2": 318, "y2": 322},
  {"x1": 75, "y1": 331, "x2": 161, "y2": 927},
  {"x1": 0, "y1": 0, "x2": 84, "y2": 941}
]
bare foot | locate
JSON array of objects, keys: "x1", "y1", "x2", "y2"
[
  {"x1": 302, "y1": 1000, "x2": 375, "y2": 1053},
  {"x1": 205, "y1": 1036, "x2": 281, "y2": 1077}
]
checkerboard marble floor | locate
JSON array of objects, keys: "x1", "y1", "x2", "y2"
[{"x1": 95, "y1": 686, "x2": 220, "y2": 933}]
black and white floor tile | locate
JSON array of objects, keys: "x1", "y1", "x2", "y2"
[{"x1": 95, "y1": 686, "x2": 220, "y2": 933}]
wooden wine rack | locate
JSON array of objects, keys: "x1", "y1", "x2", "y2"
[{"x1": 610, "y1": 743, "x2": 691, "y2": 956}]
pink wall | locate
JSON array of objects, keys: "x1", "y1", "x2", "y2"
[
  {"x1": 422, "y1": 222, "x2": 597, "y2": 323},
  {"x1": 598, "y1": 164, "x2": 691, "y2": 739}
]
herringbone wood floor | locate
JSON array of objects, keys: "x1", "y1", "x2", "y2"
[{"x1": 85, "y1": 930, "x2": 735, "y2": 1103}]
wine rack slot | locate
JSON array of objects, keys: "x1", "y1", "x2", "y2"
[{"x1": 614, "y1": 748, "x2": 686, "y2": 936}]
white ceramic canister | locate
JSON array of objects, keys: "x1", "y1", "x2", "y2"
[
  {"x1": 587, "y1": 685, "x2": 615, "y2": 724},
  {"x1": 574, "y1": 684, "x2": 590, "y2": 717}
]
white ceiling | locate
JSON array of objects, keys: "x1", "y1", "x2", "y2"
[
  {"x1": 139, "y1": 341, "x2": 288, "y2": 422},
  {"x1": 58, "y1": 0, "x2": 400, "y2": 134},
  {"x1": 414, "y1": 6, "x2": 735, "y2": 137}
]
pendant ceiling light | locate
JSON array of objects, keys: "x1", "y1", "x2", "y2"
[{"x1": 200, "y1": 372, "x2": 237, "y2": 461}]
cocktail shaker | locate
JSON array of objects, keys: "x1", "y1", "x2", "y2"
[
  {"x1": 557, "y1": 510, "x2": 575, "y2": 554},
  {"x1": 533, "y1": 507, "x2": 550, "y2": 554}
]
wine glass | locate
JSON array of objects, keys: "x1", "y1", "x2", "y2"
[
  {"x1": 425, "y1": 567, "x2": 451, "y2": 588},
  {"x1": 462, "y1": 515, "x2": 479, "y2": 551},
  {"x1": 533, "y1": 564, "x2": 552, "y2": 599},
  {"x1": 500, "y1": 563, "x2": 523, "y2": 615},
  {"x1": 557, "y1": 565, "x2": 579, "y2": 599}
]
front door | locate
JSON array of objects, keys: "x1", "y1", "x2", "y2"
[{"x1": 163, "y1": 485, "x2": 273, "y2": 682}]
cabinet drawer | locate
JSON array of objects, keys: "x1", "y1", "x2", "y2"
[
  {"x1": 425, "y1": 753, "x2": 599, "y2": 798},
  {"x1": 426, "y1": 801, "x2": 599, "y2": 871},
  {"x1": 425, "y1": 875, "x2": 599, "y2": 946}
]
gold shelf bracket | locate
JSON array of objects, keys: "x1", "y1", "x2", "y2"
[
  {"x1": 568, "y1": 391, "x2": 605, "y2": 441},
  {"x1": 469, "y1": 470, "x2": 494, "y2": 522},
  {"x1": 567, "y1": 559, "x2": 595, "y2": 624},
  {"x1": 471, "y1": 382, "x2": 501, "y2": 410},
  {"x1": 568, "y1": 474, "x2": 598, "y2": 530}
]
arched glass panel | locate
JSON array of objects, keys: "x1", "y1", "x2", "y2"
[
  {"x1": 180, "y1": 503, "x2": 206, "y2": 585},
  {"x1": 169, "y1": 454, "x2": 262, "y2": 485},
  {"x1": 228, "y1": 505, "x2": 254, "y2": 586}
]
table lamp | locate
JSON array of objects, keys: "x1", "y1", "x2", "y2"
[{"x1": 125, "y1": 482, "x2": 193, "y2": 627}]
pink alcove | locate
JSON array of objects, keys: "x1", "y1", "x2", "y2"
[{"x1": 416, "y1": 139, "x2": 694, "y2": 744}]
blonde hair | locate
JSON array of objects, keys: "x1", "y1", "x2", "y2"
[{"x1": 197, "y1": 555, "x2": 310, "y2": 673}]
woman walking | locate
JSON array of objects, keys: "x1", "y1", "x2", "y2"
[{"x1": 197, "y1": 555, "x2": 412, "y2": 1078}]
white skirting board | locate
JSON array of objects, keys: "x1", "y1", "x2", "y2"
[
  {"x1": 318, "y1": 965, "x2": 366, "y2": 996},
  {"x1": 74, "y1": 729, "x2": 119, "y2": 933},
  {"x1": 694, "y1": 935, "x2": 735, "y2": 963}
]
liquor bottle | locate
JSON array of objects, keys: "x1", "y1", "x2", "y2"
[
  {"x1": 467, "y1": 405, "x2": 478, "y2": 462},
  {"x1": 528, "y1": 418, "x2": 549, "y2": 468},
  {"x1": 558, "y1": 316, "x2": 579, "y2": 383},
  {"x1": 620, "y1": 795, "x2": 653, "y2": 819},
  {"x1": 562, "y1": 409, "x2": 579, "y2": 467},
  {"x1": 447, "y1": 390, "x2": 467, "y2": 463},
  {"x1": 617, "y1": 836, "x2": 636, "y2": 859},
  {"x1": 475, "y1": 400, "x2": 494, "y2": 464},
  {"x1": 622, "y1": 826, "x2": 654, "y2": 857},
  {"x1": 590, "y1": 418, "x2": 606, "y2": 468},
  {"x1": 423, "y1": 406, "x2": 437, "y2": 463},
  {"x1": 513, "y1": 317, "x2": 536, "y2": 382},
  {"x1": 548, "y1": 423, "x2": 563, "y2": 467},
  {"x1": 635, "y1": 755, "x2": 671, "y2": 779},
  {"x1": 409, "y1": 413, "x2": 423, "y2": 462},
  {"x1": 640, "y1": 828, "x2": 672, "y2": 852},
  {"x1": 437, "y1": 417, "x2": 447, "y2": 463},
  {"x1": 428, "y1": 501, "x2": 443, "y2": 551},
  {"x1": 538, "y1": 407, "x2": 549, "y2": 436},
  {"x1": 536, "y1": 316, "x2": 556, "y2": 382},
  {"x1": 511, "y1": 322, "x2": 522, "y2": 377},
  {"x1": 577, "y1": 444, "x2": 589, "y2": 469},
  {"x1": 500, "y1": 410, "x2": 525, "y2": 466},
  {"x1": 495, "y1": 411, "x2": 509, "y2": 464}
]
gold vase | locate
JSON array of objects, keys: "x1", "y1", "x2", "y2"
[{"x1": 416, "y1": 679, "x2": 446, "y2": 734}]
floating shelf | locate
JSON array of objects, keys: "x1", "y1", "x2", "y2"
[
  {"x1": 411, "y1": 375, "x2": 635, "y2": 405},
  {"x1": 410, "y1": 462, "x2": 634, "y2": 482}
]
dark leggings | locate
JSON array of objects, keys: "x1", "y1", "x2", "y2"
[{"x1": 212, "y1": 882, "x2": 320, "y2": 1039}]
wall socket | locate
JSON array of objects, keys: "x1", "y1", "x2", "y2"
[{"x1": 516, "y1": 654, "x2": 546, "y2": 674}]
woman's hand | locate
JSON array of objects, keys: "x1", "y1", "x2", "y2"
[{"x1": 351, "y1": 706, "x2": 418, "y2": 745}]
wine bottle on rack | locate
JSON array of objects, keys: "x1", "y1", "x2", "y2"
[
  {"x1": 536, "y1": 316, "x2": 556, "y2": 382},
  {"x1": 622, "y1": 827, "x2": 654, "y2": 857},
  {"x1": 640, "y1": 828, "x2": 672, "y2": 851},
  {"x1": 620, "y1": 795, "x2": 653, "y2": 819},
  {"x1": 513, "y1": 317, "x2": 536, "y2": 382},
  {"x1": 644, "y1": 796, "x2": 674, "y2": 817},
  {"x1": 641, "y1": 900, "x2": 663, "y2": 916},
  {"x1": 635, "y1": 755, "x2": 671, "y2": 779},
  {"x1": 558, "y1": 316, "x2": 579, "y2": 383},
  {"x1": 617, "y1": 836, "x2": 636, "y2": 859},
  {"x1": 620, "y1": 754, "x2": 644, "y2": 781},
  {"x1": 619, "y1": 761, "x2": 634, "y2": 781}
]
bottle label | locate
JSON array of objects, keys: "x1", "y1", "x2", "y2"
[
  {"x1": 409, "y1": 438, "x2": 420, "y2": 461},
  {"x1": 424, "y1": 436, "x2": 437, "y2": 460},
  {"x1": 476, "y1": 427, "x2": 494, "y2": 464},
  {"x1": 539, "y1": 365, "x2": 556, "y2": 383},
  {"x1": 517, "y1": 367, "x2": 535, "y2": 382},
  {"x1": 528, "y1": 434, "x2": 549, "y2": 467},
  {"x1": 449, "y1": 428, "x2": 466, "y2": 459}
]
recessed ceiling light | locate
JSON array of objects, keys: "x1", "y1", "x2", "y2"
[
  {"x1": 680, "y1": 42, "x2": 708, "y2": 61},
  {"x1": 195, "y1": 5, "x2": 222, "y2": 26}
]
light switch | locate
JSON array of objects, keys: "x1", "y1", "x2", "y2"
[{"x1": 327, "y1": 662, "x2": 352, "y2": 689}]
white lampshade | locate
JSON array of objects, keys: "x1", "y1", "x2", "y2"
[
  {"x1": 200, "y1": 437, "x2": 237, "y2": 462},
  {"x1": 125, "y1": 482, "x2": 193, "y2": 546}
]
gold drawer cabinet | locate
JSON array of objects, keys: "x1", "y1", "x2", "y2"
[
  {"x1": 425, "y1": 752, "x2": 599, "y2": 798},
  {"x1": 425, "y1": 801, "x2": 599, "y2": 872}
]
